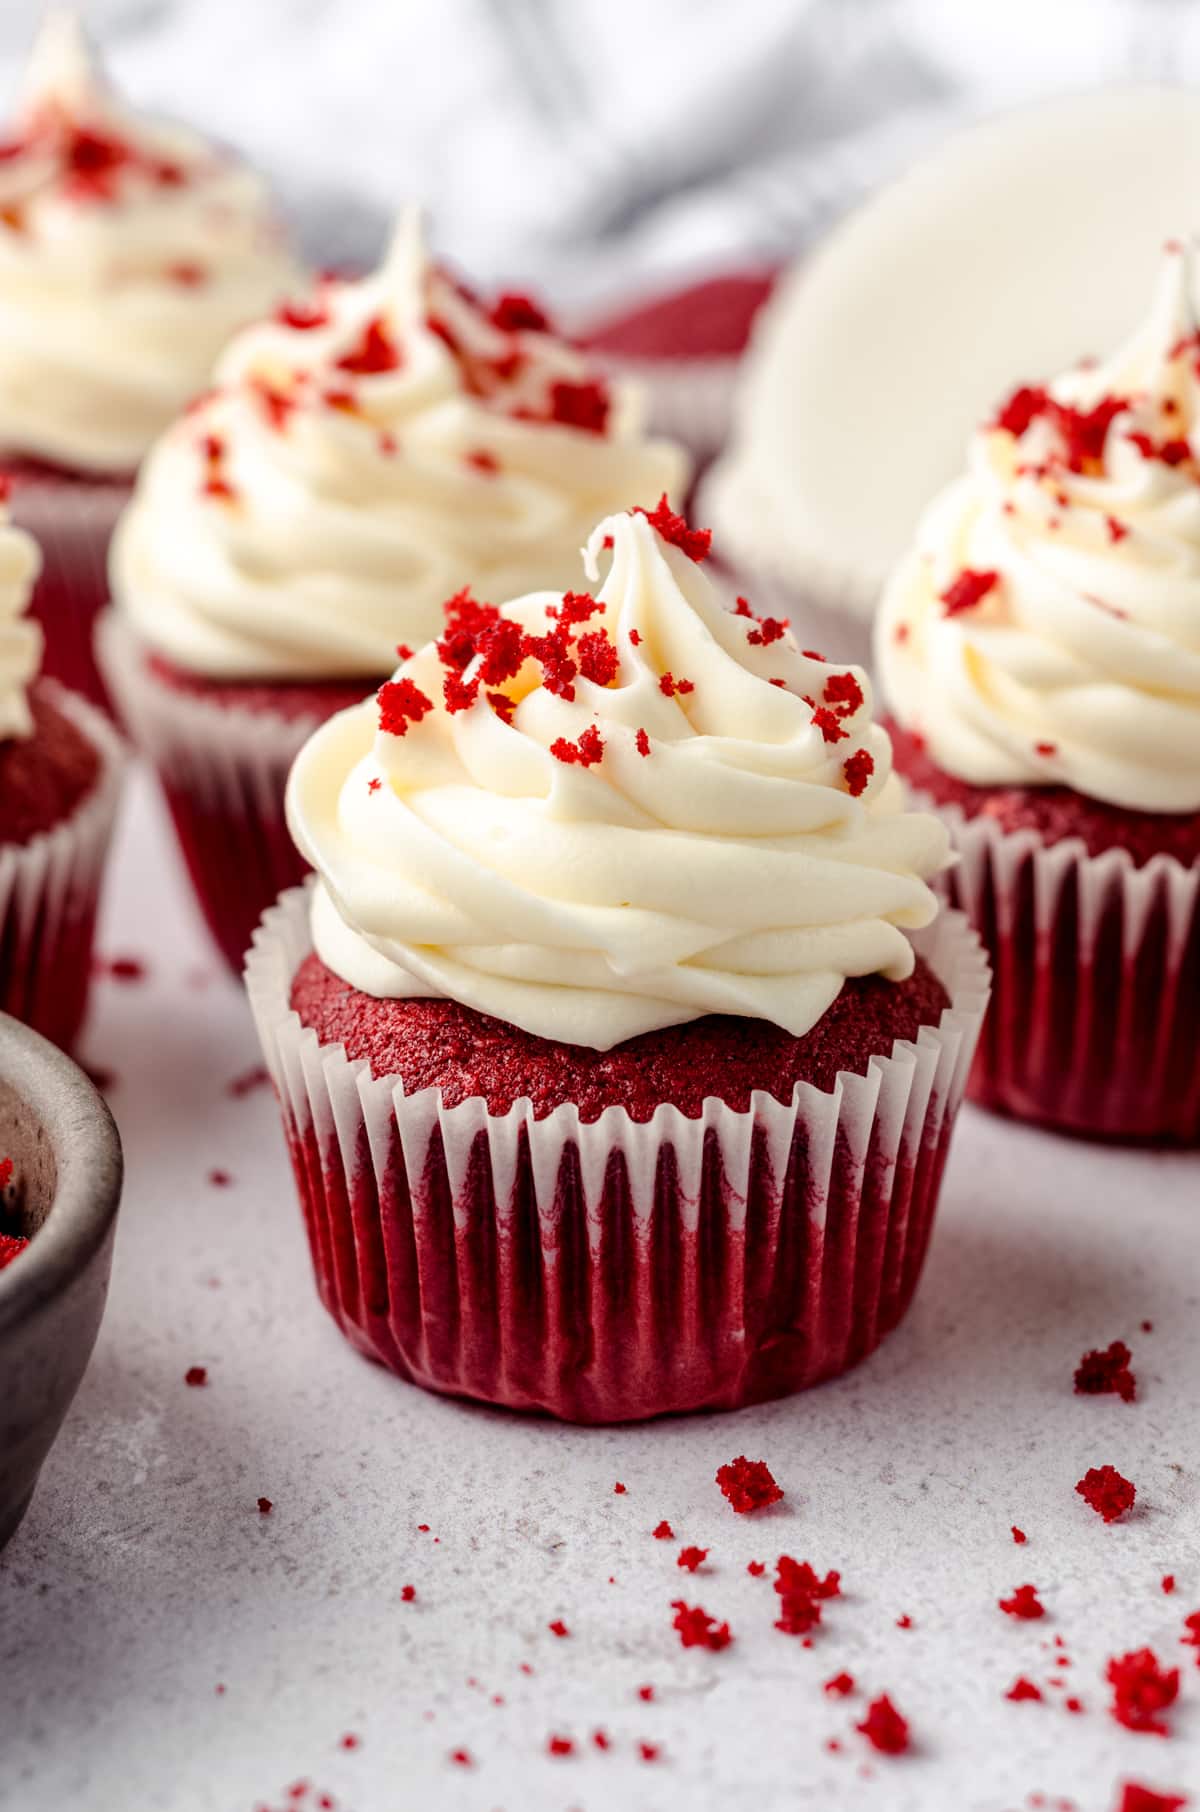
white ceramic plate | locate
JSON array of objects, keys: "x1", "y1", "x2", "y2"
[{"x1": 705, "y1": 87, "x2": 1200, "y2": 621}]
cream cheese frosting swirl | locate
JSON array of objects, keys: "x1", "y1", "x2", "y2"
[
  {"x1": 878, "y1": 246, "x2": 1200, "y2": 813},
  {"x1": 0, "y1": 12, "x2": 297, "y2": 473},
  {"x1": 110, "y1": 214, "x2": 689, "y2": 680},
  {"x1": 287, "y1": 504, "x2": 949, "y2": 1050},
  {"x1": 0, "y1": 493, "x2": 44, "y2": 739}
]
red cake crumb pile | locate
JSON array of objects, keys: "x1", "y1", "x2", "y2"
[
  {"x1": 1107, "y1": 1648, "x2": 1180, "y2": 1735},
  {"x1": 825, "y1": 1672, "x2": 855, "y2": 1697},
  {"x1": 677, "y1": 1546, "x2": 708, "y2": 1573},
  {"x1": 547, "y1": 1619, "x2": 569, "y2": 1638},
  {"x1": 546, "y1": 1734, "x2": 574, "y2": 1757},
  {"x1": 671, "y1": 1601, "x2": 733, "y2": 1651},
  {"x1": 1115, "y1": 1787, "x2": 1190, "y2": 1812},
  {"x1": 774, "y1": 1557, "x2": 841, "y2": 1637},
  {"x1": 1075, "y1": 1341, "x2": 1138, "y2": 1403},
  {"x1": 999, "y1": 1584, "x2": 1045, "y2": 1620},
  {"x1": 1162, "y1": 1576, "x2": 1176, "y2": 1595},
  {"x1": 856, "y1": 1694, "x2": 910, "y2": 1756},
  {"x1": 401, "y1": 1585, "x2": 416, "y2": 1603},
  {"x1": 1006, "y1": 1677, "x2": 1043, "y2": 1702},
  {"x1": 652, "y1": 1520, "x2": 675, "y2": 1540},
  {"x1": 256, "y1": 1496, "x2": 272, "y2": 1515},
  {"x1": 637, "y1": 1685, "x2": 655, "y2": 1702},
  {"x1": 1012, "y1": 1526, "x2": 1028, "y2": 1544},
  {"x1": 638, "y1": 1740, "x2": 661, "y2": 1762},
  {"x1": 746, "y1": 1560, "x2": 765, "y2": 1577},
  {"x1": 613, "y1": 1481, "x2": 627, "y2": 1495},
  {"x1": 1076, "y1": 1464, "x2": 1137, "y2": 1523},
  {"x1": 634, "y1": 495, "x2": 711, "y2": 562},
  {"x1": 184, "y1": 1365, "x2": 208, "y2": 1388},
  {"x1": 716, "y1": 1456, "x2": 783, "y2": 1514}
]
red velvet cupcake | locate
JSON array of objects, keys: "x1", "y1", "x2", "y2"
[
  {"x1": 877, "y1": 248, "x2": 1200, "y2": 1143},
  {"x1": 0, "y1": 505, "x2": 124, "y2": 1051},
  {"x1": 102, "y1": 214, "x2": 687, "y2": 971},
  {"x1": 247, "y1": 504, "x2": 987, "y2": 1422},
  {"x1": 0, "y1": 14, "x2": 296, "y2": 706}
]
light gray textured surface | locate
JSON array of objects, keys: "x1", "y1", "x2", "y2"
[{"x1": 0, "y1": 763, "x2": 1198, "y2": 1812}]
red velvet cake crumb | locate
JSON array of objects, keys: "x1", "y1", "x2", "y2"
[
  {"x1": 746, "y1": 1561, "x2": 765, "y2": 1577},
  {"x1": 1076, "y1": 1464, "x2": 1136, "y2": 1522},
  {"x1": 825, "y1": 1672, "x2": 855, "y2": 1696},
  {"x1": 671, "y1": 1601, "x2": 733, "y2": 1651},
  {"x1": 652, "y1": 1520, "x2": 674, "y2": 1540},
  {"x1": 1162, "y1": 1576, "x2": 1176, "y2": 1595},
  {"x1": 637, "y1": 1685, "x2": 654, "y2": 1702},
  {"x1": 0, "y1": 685, "x2": 102, "y2": 847},
  {"x1": 677, "y1": 1546, "x2": 707, "y2": 1573},
  {"x1": 257, "y1": 1496, "x2": 272, "y2": 1515},
  {"x1": 856, "y1": 1694, "x2": 910, "y2": 1755},
  {"x1": 1107, "y1": 1648, "x2": 1179, "y2": 1735},
  {"x1": 638, "y1": 1740, "x2": 661, "y2": 1762},
  {"x1": 1115, "y1": 1787, "x2": 1190, "y2": 1812},
  {"x1": 592, "y1": 1726, "x2": 611, "y2": 1749},
  {"x1": 145, "y1": 652, "x2": 372, "y2": 725},
  {"x1": 634, "y1": 496, "x2": 711, "y2": 562},
  {"x1": 0, "y1": 1232, "x2": 27, "y2": 1271},
  {"x1": 999, "y1": 1584, "x2": 1045, "y2": 1620},
  {"x1": 1006, "y1": 1678, "x2": 1043, "y2": 1702},
  {"x1": 546, "y1": 1734, "x2": 574, "y2": 1757},
  {"x1": 184, "y1": 1365, "x2": 208, "y2": 1387},
  {"x1": 547, "y1": 1619, "x2": 569, "y2": 1638},
  {"x1": 401, "y1": 1584, "x2": 416, "y2": 1602},
  {"x1": 1075, "y1": 1341, "x2": 1138, "y2": 1403},
  {"x1": 889, "y1": 721, "x2": 1200, "y2": 868},
  {"x1": 1012, "y1": 1526, "x2": 1028, "y2": 1544},
  {"x1": 289, "y1": 952, "x2": 949, "y2": 1122},
  {"x1": 613, "y1": 1480, "x2": 627, "y2": 1494},
  {"x1": 717, "y1": 1456, "x2": 783, "y2": 1513}
]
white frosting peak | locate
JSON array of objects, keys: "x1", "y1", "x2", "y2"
[
  {"x1": 0, "y1": 498, "x2": 44, "y2": 739},
  {"x1": 878, "y1": 246, "x2": 1200, "y2": 814},
  {"x1": 111, "y1": 212, "x2": 690, "y2": 680},
  {"x1": 0, "y1": 11, "x2": 298, "y2": 473},
  {"x1": 288, "y1": 507, "x2": 949, "y2": 1050}
]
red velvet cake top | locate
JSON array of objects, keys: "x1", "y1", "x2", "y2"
[
  {"x1": 0, "y1": 685, "x2": 101, "y2": 848},
  {"x1": 288, "y1": 950, "x2": 949, "y2": 1122}
]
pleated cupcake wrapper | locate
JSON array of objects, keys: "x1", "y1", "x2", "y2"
[
  {"x1": 9, "y1": 474, "x2": 131, "y2": 711},
  {"x1": 0, "y1": 683, "x2": 125, "y2": 1050},
  {"x1": 246, "y1": 886, "x2": 989, "y2": 1423},
  {"x1": 601, "y1": 354, "x2": 740, "y2": 461},
  {"x1": 909, "y1": 786, "x2": 1200, "y2": 1143},
  {"x1": 96, "y1": 608, "x2": 319, "y2": 973}
]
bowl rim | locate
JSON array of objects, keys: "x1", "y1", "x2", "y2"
[{"x1": 0, "y1": 1012, "x2": 122, "y2": 1333}]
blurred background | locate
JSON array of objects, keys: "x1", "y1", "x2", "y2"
[{"x1": 2, "y1": 0, "x2": 1199, "y2": 317}]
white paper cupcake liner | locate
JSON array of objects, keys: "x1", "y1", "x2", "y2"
[
  {"x1": 95, "y1": 607, "x2": 338, "y2": 971},
  {"x1": 906, "y1": 784, "x2": 1200, "y2": 1143},
  {"x1": 246, "y1": 886, "x2": 989, "y2": 1422},
  {"x1": 9, "y1": 473, "x2": 131, "y2": 709},
  {"x1": 0, "y1": 682, "x2": 125, "y2": 1049}
]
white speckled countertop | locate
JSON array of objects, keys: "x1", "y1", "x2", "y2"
[{"x1": 1, "y1": 763, "x2": 1198, "y2": 1812}]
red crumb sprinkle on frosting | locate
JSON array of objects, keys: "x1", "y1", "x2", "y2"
[
  {"x1": 1075, "y1": 1340, "x2": 1137, "y2": 1403},
  {"x1": 401, "y1": 1584, "x2": 416, "y2": 1602},
  {"x1": 378, "y1": 676, "x2": 434, "y2": 738},
  {"x1": 547, "y1": 1619, "x2": 570, "y2": 1638},
  {"x1": 184, "y1": 1365, "x2": 208, "y2": 1387},
  {"x1": 1181, "y1": 1609, "x2": 1200, "y2": 1657},
  {"x1": 677, "y1": 1546, "x2": 708, "y2": 1573},
  {"x1": 671, "y1": 1600, "x2": 733, "y2": 1651},
  {"x1": 1115, "y1": 1787, "x2": 1190, "y2": 1812},
  {"x1": 1006, "y1": 1677, "x2": 1043, "y2": 1702},
  {"x1": 634, "y1": 495, "x2": 711, "y2": 561},
  {"x1": 256, "y1": 1496, "x2": 272, "y2": 1515},
  {"x1": 746, "y1": 1560, "x2": 765, "y2": 1577},
  {"x1": 1162, "y1": 1575, "x2": 1176, "y2": 1595},
  {"x1": 613, "y1": 1481, "x2": 627, "y2": 1494},
  {"x1": 856, "y1": 1694, "x2": 910, "y2": 1756},
  {"x1": 842, "y1": 749, "x2": 875, "y2": 797},
  {"x1": 940, "y1": 568, "x2": 999, "y2": 617},
  {"x1": 1107, "y1": 1647, "x2": 1180, "y2": 1735},
  {"x1": 1076, "y1": 1464, "x2": 1137, "y2": 1523},
  {"x1": 546, "y1": 1734, "x2": 574, "y2": 1757},
  {"x1": 1012, "y1": 1526, "x2": 1028, "y2": 1544},
  {"x1": 716, "y1": 1456, "x2": 783, "y2": 1514},
  {"x1": 652, "y1": 1520, "x2": 674, "y2": 1540},
  {"x1": 999, "y1": 1584, "x2": 1046, "y2": 1620},
  {"x1": 448, "y1": 1748, "x2": 472, "y2": 1767},
  {"x1": 825, "y1": 1672, "x2": 856, "y2": 1697},
  {"x1": 550, "y1": 725, "x2": 605, "y2": 768}
]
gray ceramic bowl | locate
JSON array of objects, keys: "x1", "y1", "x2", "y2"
[{"x1": 0, "y1": 1012, "x2": 122, "y2": 1550}]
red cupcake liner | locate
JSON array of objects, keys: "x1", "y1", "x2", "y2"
[
  {"x1": 914, "y1": 792, "x2": 1200, "y2": 1143},
  {"x1": 246, "y1": 887, "x2": 989, "y2": 1424},
  {"x1": 8, "y1": 471, "x2": 132, "y2": 712},
  {"x1": 95, "y1": 608, "x2": 331, "y2": 973},
  {"x1": 0, "y1": 685, "x2": 125, "y2": 1051}
]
